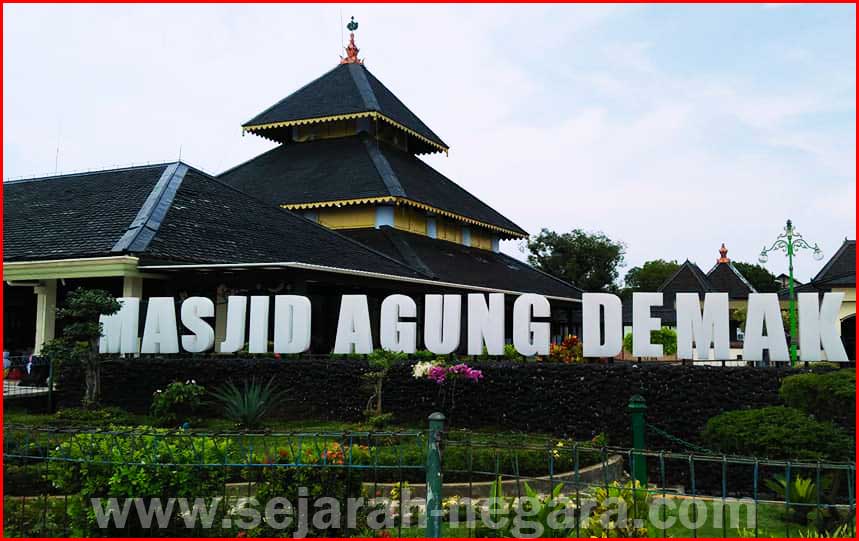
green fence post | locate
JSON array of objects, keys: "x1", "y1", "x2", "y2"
[
  {"x1": 628, "y1": 395, "x2": 647, "y2": 487},
  {"x1": 426, "y1": 412, "x2": 445, "y2": 538}
]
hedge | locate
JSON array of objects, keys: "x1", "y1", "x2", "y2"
[{"x1": 54, "y1": 357, "x2": 822, "y2": 447}]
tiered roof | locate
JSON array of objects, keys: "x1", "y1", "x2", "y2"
[
  {"x1": 233, "y1": 26, "x2": 525, "y2": 239},
  {"x1": 242, "y1": 63, "x2": 447, "y2": 155},
  {"x1": 218, "y1": 135, "x2": 526, "y2": 238}
]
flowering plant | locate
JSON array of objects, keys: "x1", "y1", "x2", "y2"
[
  {"x1": 421, "y1": 363, "x2": 483, "y2": 384},
  {"x1": 412, "y1": 360, "x2": 440, "y2": 379},
  {"x1": 549, "y1": 335, "x2": 584, "y2": 363}
]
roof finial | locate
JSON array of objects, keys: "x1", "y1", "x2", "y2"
[
  {"x1": 340, "y1": 16, "x2": 363, "y2": 65},
  {"x1": 717, "y1": 243, "x2": 730, "y2": 263}
]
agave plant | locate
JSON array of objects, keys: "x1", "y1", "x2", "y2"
[
  {"x1": 765, "y1": 474, "x2": 831, "y2": 525},
  {"x1": 798, "y1": 523, "x2": 855, "y2": 537},
  {"x1": 209, "y1": 377, "x2": 285, "y2": 429}
]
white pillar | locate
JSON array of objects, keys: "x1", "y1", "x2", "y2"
[
  {"x1": 123, "y1": 276, "x2": 143, "y2": 298},
  {"x1": 33, "y1": 279, "x2": 57, "y2": 354},
  {"x1": 214, "y1": 285, "x2": 228, "y2": 352}
]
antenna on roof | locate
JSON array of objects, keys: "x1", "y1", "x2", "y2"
[
  {"x1": 178, "y1": 144, "x2": 183, "y2": 162},
  {"x1": 54, "y1": 119, "x2": 62, "y2": 174}
]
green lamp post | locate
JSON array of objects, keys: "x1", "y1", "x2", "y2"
[{"x1": 758, "y1": 219, "x2": 824, "y2": 365}]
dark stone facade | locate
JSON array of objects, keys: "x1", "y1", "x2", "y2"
[{"x1": 55, "y1": 358, "x2": 819, "y2": 449}]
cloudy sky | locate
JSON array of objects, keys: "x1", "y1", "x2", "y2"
[{"x1": 3, "y1": 4, "x2": 855, "y2": 282}]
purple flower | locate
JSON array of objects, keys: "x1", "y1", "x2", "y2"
[
  {"x1": 425, "y1": 363, "x2": 483, "y2": 384},
  {"x1": 427, "y1": 365, "x2": 447, "y2": 384}
]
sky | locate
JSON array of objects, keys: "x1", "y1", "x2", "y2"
[{"x1": 3, "y1": 4, "x2": 855, "y2": 282}]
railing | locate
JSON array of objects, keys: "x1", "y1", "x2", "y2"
[
  {"x1": 4, "y1": 415, "x2": 855, "y2": 538},
  {"x1": 2, "y1": 356, "x2": 53, "y2": 411}
]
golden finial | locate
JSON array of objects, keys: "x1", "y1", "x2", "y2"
[
  {"x1": 717, "y1": 243, "x2": 730, "y2": 264},
  {"x1": 340, "y1": 17, "x2": 363, "y2": 65}
]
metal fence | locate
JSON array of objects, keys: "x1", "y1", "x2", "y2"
[
  {"x1": 2, "y1": 355, "x2": 53, "y2": 411},
  {"x1": 3, "y1": 417, "x2": 855, "y2": 538}
]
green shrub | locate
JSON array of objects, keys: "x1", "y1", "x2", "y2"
[
  {"x1": 582, "y1": 480, "x2": 650, "y2": 537},
  {"x1": 149, "y1": 380, "x2": 206, "y2": 426},
  {"x1": 780, "y1": 370, "x2": 855, "y2": 426},
  {"x1": 54, "y1": 406, "x2": 134, "y2": 426},
  {"x1": 251, "y1": 441, "x2": 361, "y2": 537},
  {"x1": 473, "y1": 477, "x2": 577, "y2": 537},
  {"x1": 48, "y1": 427, "x2": 237, "y2": 536},
  {"x1": 623, "y1": 327, "x2": 677, "y2": 356},
  {"x1": 503, "y1": 343, "x2": 524, "y2": 362},
  {"x1": 701, "y1": 406, "x2": 852, "y2": 460},
  {"x1": 412, "y1": 349, "x2": 436, "y2": 362}
]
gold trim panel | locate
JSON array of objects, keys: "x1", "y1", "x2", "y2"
[
  {"x1": 282, "y1": 197, "x2": 526, "y2": 239},
  {"x1": 243, "y1": 111, "x2": 449, "y2": 154}
]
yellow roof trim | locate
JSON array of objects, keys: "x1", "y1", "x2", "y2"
[
  {"x1": 243, "y1": 111, "x2": 449, "y2": 155},
  {"x1": 282, "y1": 197, "x2": 527, "y2": 239}
]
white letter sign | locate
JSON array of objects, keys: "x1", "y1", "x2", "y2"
[
  {"x1": 676, "y1": 293, "x2": 729, "y2": 360},
  {"x1": 512, "y1": 294, "x2": 550, "y2": 356},
  {"x1": 467, "y1": 293, "x2": 505, "y2": 355},
  {"x1": 582, "y1": 293, "x2": 622, "y2": 357},
  {"x1": 180, "y1": 297, "x2": 215, "y2": 353},
  {"x1": 380, "y1": 294, "x2": 417, "y2": 353},
  {"x1": 99, "y1": 297, "x2": 140, "y2": 354},
  {"x1": 743, "y1": 293, "x2": 789, "y2": 361},
  {"x1": 334, "y1": 295, "x2": 373, "y2": 354},
  {"x1": 799, "y1": 292, "x2": 848, "y2": 362}
]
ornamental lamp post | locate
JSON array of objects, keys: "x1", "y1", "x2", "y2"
[{"x1": 758, "y1": 219, "x2": 824, "y2": 365}]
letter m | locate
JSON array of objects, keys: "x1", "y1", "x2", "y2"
[{"x1": 99, "y1": 297, "x2": 140, "y2": 354}]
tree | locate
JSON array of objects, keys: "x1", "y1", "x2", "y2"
[
  {"x1": 527, "y1": 228, "x2": 626, "y2": 292},
  {"x1": 42, "y1": 288, "x2": 120, "y2": 408},
  {"x1": 624, "y1": 259, "x2": 680, "y2": 292},
  {"x1": 732, "y1": 261, "x2": 780, "y2": 292}
]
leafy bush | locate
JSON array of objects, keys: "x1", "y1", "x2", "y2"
[
  {"x1": 503, "y1": 343, "x2": 524, "y2": 362},
  {"x1": 53, "y1": 406, "x2": 134, "y2": 426},
  {"x1": 412, "y1": 349, "x2": 436, "y2": 362},
  {"x1": 48, "y1": 428, "x2": 236, "y2": 536},
  {"x1": 780, "y1": 370, "x2": 855, "y2": 426},
  {"x1": 623, "y1": 327, "x2": 678, "y2": 356},
  {"x1": 701, "y1": 406, "x2": 852, "y2": 460},
  {"x1": 582, "y1": 480, "x2": 650, "y2": 537},
  {"x1": 474, "y1": 477, "x2": 577, "y2": 537},
  {"x1": 149, "y1": 380, "x2": 206, "y2": 426},
  {"x1": 549, "y1": 335, "x2": 583, "y2": 363},
  {"x1": 339, "y1": 437, "x2": 602, "y2": 483},
  {"x1": 251, "y1": 441, "x2": 362, "y2": 537},
  {"x1": 210, "y1": 377, "x2": 284, "y2": 429}
]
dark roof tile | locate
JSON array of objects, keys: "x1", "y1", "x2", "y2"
[
  {"x1": 812, "y1": 239, "x2": 855, "y2": 288},
  {"x1": 3, "y1": 164, "x2": 171, "y2": 261},
  {"x1": 342, "y1": 227, "x2": 580, "y2": 299},
  {"x1": 243, "y1": 64, "x2": 446, "y2": 151},
  {"x1": 217, "y1": 135, "x2": 527, "y2": 236},
  {"x1": 706, "y1": 262, "x2": 756, "y2": 299}
]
